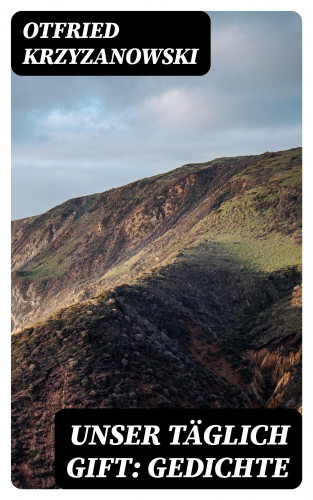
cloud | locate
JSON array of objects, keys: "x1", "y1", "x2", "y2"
[
  {"x1": 11, "y1": 12, "x2": 302, "y2": 219},
  {"x1": 142, "y1": 88, "x2": 207, "y2": 131}
]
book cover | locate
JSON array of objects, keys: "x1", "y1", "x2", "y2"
[{"x1": 5, "y1": 2, "x2": 308, "y2": 496}]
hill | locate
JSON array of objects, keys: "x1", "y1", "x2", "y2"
[{"x1": 11, "y1": 147, "x2": 302, "y2": 488}]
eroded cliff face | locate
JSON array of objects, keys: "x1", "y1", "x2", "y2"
[
  {"x1": 12, "y1": 148, "x2": 301, "y2": 334},
  {"x1": 245, "y1": 284, "x2": 302, "y2": 409},
  {"x1": 11, "y1": 163, "x2": 248, "y2": 332},
  {"x1": 11, "y1": 148, "x2": 302, "y2": 488}
]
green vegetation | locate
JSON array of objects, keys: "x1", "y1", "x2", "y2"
[{"x1": 15, "y1": 236, "x2": 84, "y2": 279}]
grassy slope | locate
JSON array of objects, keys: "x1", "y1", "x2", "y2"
[{"x1": 96, "y1": 147, "x2": 301, "y2": 286}]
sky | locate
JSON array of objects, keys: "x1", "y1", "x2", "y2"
[{"x1": 11, "y1": 12, "x2": 302, "y2": 220}]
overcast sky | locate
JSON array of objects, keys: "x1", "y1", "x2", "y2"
[{"x1": 11, "y1": 11, "x2": 302, "y2": 220}]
